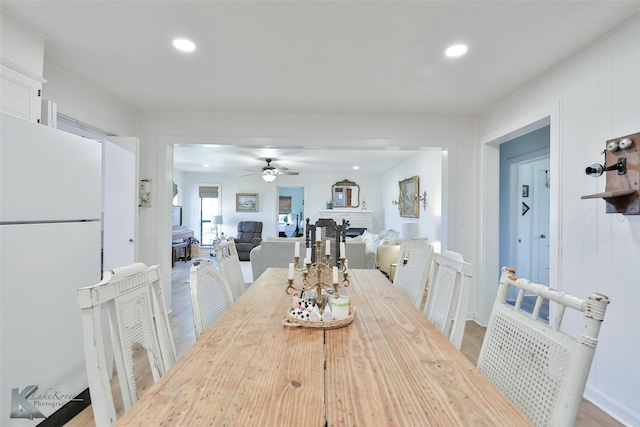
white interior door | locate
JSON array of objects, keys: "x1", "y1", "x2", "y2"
[
  {"x1": 103, "y1": 137, "x2": 138, "y2": 271},
  {"x1": 510, "y1": 157, "x2": 550, "y2": 303}
]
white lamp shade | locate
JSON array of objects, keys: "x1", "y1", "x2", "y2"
[
  {"x1": 400, "y1": 222, "x2": 420, "y2": 240},
  {"x1": 212, "y1": 215, "x2": 223, "y2": 225}
]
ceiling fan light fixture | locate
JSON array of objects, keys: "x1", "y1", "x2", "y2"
[{"x1": 262, "y1": 174, "x2": 276, "y2": 182}]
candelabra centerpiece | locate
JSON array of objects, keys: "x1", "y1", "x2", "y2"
[{"x1": 285, "y1": 218, "x2": 350, "y2": 313}]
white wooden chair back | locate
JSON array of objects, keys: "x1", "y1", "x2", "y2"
[
  {"x1": 189, "y1": 259, "x2": 234, "y2": 339},
  {"x1": 213, "y1": 238, "x2": 246, "y2": 301},
  {"x1": 392, "y1": 239, "x2": 434, "y2": 309},
  {"x1": 77, "y1": 263, "x2": 177, "y2": 427},
  {"x1": 477, "y1": 267, "x2": 610, "y2": 427},
  {"x1": 422, "y1": 250, "x2": 473, "y2": 350}
]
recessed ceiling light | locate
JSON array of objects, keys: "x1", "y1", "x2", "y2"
[
  {"x1": 353, "y1": 166, "x2": 360, "y2": 170},
  {"x1": 445, "y1": 44, "x2": 468, "y2": 58},
  {"x1": 203, "y1": 164, "x2": 210, "y2": 168},
  {"x1": 173, "y1": 38, "x2": 196, "y2": 52}
]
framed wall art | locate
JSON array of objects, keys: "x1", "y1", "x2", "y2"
[
  {"x1": 236, "y1": 193, "x2": 258, "y2": 212},
  {"x1": 399, "y1": 176, "x2": 419, "y2": 218}
]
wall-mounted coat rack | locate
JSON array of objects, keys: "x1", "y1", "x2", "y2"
[{"x1": 582, "y1": 132, "x2": 640, "y2": 214}]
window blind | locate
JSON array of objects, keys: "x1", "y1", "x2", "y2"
[
  {"x1": 199, "y1": 186, "x2": 219, "y2": 198},
  {"x1": 279, "y1": 196, "x2": 292, "y2": 213}
]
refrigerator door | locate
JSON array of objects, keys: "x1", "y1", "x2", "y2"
[
  {"x1": 0, "y1": 113, "x2": 101, "y2": 222},
  {"x1": 0, "y1": 221, "x2": 101, "y2": 425}
]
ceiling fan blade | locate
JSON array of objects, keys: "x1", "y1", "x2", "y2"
[
  {"x1": 278, "y1": 171, "x2": 299, "y2": 175},
  {"x1": 240, "y1": 172, "x2": 260, "y2": 177}
]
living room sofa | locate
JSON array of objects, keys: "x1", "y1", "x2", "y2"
[{"x1": 250, "y1": 236, "x2": 375, "y2": 282}]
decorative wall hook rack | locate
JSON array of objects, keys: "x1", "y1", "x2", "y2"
[{"x1": 582, "y1": 132, "x2": 640, "y2": 214}]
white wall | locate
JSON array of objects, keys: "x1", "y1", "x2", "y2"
[
  {"x1": 42, "y1": 61, "x2": 137, "y2": 136},
  {"x1": 300, "y1": 172, "x2": 384, "y2": 231},
  {"x1": 476, "y1": 15, "x2": 640, "y2": 425},
  {"x1": 1, "y1": 11, "x2": 45, "y2": 75},
  {"x1": 172, "y1": 169, "x2": 185, "y2": 206},
  {"x1": 381, "y1": 149, "x2": 444, "y2": 252}
]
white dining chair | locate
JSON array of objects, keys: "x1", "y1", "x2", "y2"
[
  {"x1": 213, "y1": 238, "x2": 247, "y2": 301},
  {"x1": 77, "y1": 263, "x2": 177, "y2": 427},
  {"x1": 392, "y1": 239, "x2": 434, "y2": 309},
  {"x1": 422, "y1": 250, "x2": 473, "y2": 350},
  {"x1": 189, "y1": 259, "x2": 234, "y2": 339},
  {"x1": 477, "y1": 267, "x2": 610, "y2": 427}
]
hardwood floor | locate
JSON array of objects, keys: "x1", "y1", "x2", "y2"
[{"x1": 66, "y1": 256, "x2": 622, "y2": 426}]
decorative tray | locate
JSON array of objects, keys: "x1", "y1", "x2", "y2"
[{"x1": 282, "y1": 306, "x2": 355, "y2": 329}]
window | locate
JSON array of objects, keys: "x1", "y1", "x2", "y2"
[{"x1": 199, "y1": 186, "x2": 220, "y2": 245}]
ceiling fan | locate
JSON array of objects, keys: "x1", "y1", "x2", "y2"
[{"x1": 242, "y1": 158, "x2": 300, "y2": 182}]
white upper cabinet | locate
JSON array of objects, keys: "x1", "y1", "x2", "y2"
[{"x1": 0, "y1": 10, "x2": 46, "y2": 122}]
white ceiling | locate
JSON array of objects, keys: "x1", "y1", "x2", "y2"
[
  {"x1": 3, "y1": 1, "x2": 639, "y2": 174},
  {"x1": 172, "y1": 145, "x2": 430, "y2": 175}
]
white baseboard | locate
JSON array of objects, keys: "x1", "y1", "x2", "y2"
[
  {"x1": 469, "y1": 313, "x2": 488, "y2": 328},
  {"x1": 584, "y1": 383, "x2": 640, "y2": 427}
]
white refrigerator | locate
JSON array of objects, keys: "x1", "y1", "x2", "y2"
[{"x1": 1, "y1": 113, "x2": 102, "y2": 425}]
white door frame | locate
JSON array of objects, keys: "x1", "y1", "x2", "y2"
[{"x1": 531, "y1": 161, "x2": 550, "y2": 285}]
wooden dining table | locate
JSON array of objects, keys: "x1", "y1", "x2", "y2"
[{"x1": 117, "y1": 268, "x2": 532, "y2": 426}]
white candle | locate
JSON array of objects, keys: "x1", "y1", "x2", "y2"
[
  {"x1": 305, "y1": 248, "x2": 311, "y2": 262},
  {"x1": 345, "y1": 259, "x2": 349, "y2": 272},
  {"x1": 316, "y1": 227, "x2": 322, "y2": 242},
  {"x1": 294, "y1": 241, "x2": 300, "y2": 257},
  {"x1": 288, "y1": 262, "x2": 294, "y2": 280},
  {"x1": 326, "y1": 239, "x2": 331, "y2": 255},
  {"x1": 333, "y1": 266, "x2": 338, "y2": 284},
  {"x1": 340, "y1": 242, "x2": 346, "y2": 258}
]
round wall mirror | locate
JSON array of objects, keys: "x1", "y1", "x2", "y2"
[{"x1": 332, "y1": 179, "x2": 359, "y2": 208}]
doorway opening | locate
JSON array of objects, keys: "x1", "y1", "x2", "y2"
[
  {"x1": 277, "y1": 186, "x2": 304, "y2": 238},
  {"x1": 499, "y1": 125, "x2": 550, "y2": 320}
]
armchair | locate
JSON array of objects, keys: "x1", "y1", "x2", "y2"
[{"x1": 234, "y1": 221, "x2": 263, "y2": 261}]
